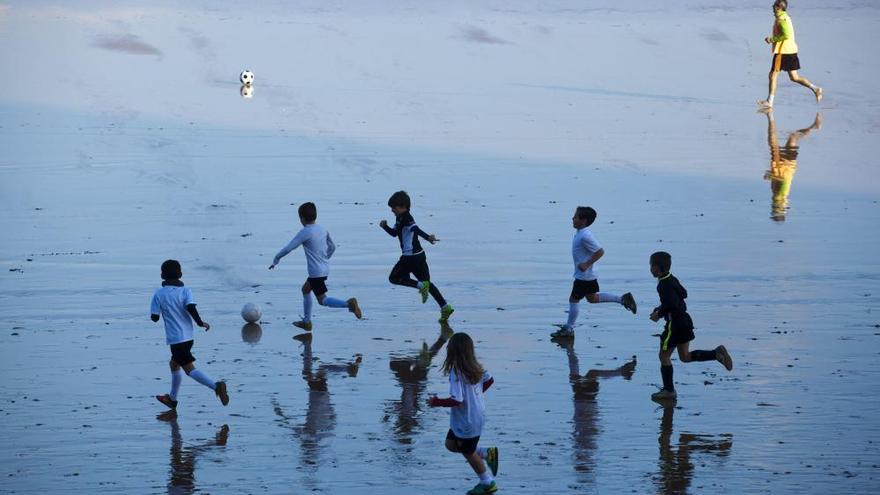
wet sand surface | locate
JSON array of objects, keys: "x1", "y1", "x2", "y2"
[{"x1": 1, "y1": 1, "x2": 879, "y2": 493}]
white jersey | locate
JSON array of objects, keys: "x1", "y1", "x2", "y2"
[
  {"x1": 150, "y1": 285, "x2": 195, "y2": 345},
  {"x1": 572, "y1": 227, "x2": 602, "y2": 281},
  {"x1": 273, "y1": 223, "x2": 336, "y2": 278},
  {"x1": 448, "y1": 369, "x2": 492, "y2": 439}
]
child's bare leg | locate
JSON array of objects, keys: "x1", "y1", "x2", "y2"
[
  {"x1": 169, "y1": 360, "x2": 181, "y2": 372},
  {"x1": 465, "y1": 451, "x2": 488, "y2": 476},
  {"x1": 788, "y1": 70, "x2": 821, "y2": 100},
  {"x1": 658, "y1": 348, "x2": 674, "y2": 366},
  {"x1": 676, "y1": 342, "x2": 692, "y2": 362},
  {"x1": 760, "y1": 70, "x2": 780, "y2": 107}
]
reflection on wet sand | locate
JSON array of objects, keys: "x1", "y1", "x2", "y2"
[
  {"x1": 272, "y1": 334, "x2": 360, "y2": 476},
  {"x1": 241, "y1": 322, "x2": 262, "y2": 343},
  {"x1": 557, "y1": 339, "x2": 636, "y2": 480},
  {"x1": 655, "y1": 405, "x2": 733, "y2": 494},
  {"x1": 763, "y1": 111, "x2": 822, "y2": 221},
  {"x1": 384, "y1": 323, "x2": 454, "y2": 445},
  {"x1": 156, "y1": 410, "x2": 229, "y2": 495}
]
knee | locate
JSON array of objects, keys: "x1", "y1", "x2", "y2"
[
  {"x1": 788, "y1": 73, "x2": 799, "y2": 82},
  {"x1": 316, "y1": 295, "x2": 327, "y2": 306},
  {"x1": 585, "y1": 294, "x2": 598, "y2": 304},
  {"x1": 658, "y1": 351, "x2": 671, "y2": 364},
  {"x1": 445, "y1": 439, "x2": 458, "y2": 453},
  {"x1": 679, "y1": 353, "x2": 692, "y2": 363},
  {"x1": 169, "y1": 360, "x2": 180, "y2": 371}
]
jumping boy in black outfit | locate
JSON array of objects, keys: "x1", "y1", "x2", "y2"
[
  {"x1": 649, "y1": 252, "x2": 733, "y2": 401},
  {"x1": 380, "y1": 190, "x2": 454, "y2": 322}
]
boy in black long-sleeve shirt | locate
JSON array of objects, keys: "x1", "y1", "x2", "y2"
[{"x1": 649, "y1": 252, "x2": 733, "y2": 401}]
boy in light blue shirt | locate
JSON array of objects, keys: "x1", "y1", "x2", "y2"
[{"x1": 151, "y1": 260, "x2": 229, "y2": 409}]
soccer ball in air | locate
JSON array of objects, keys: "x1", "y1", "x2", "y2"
[
  {"x1": 241, "y1": 302, "x2": 262, "y2": 323},
  {"x1": 240, "y1": 70, "x2": 254, "y2": 85}
]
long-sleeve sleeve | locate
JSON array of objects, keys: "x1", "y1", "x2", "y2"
[
  {"x1": 769, "y1": 13, "x2": 793, "y2": 43},
  {"x1": 412, "y1": 224, "x2": 431, "y2": 240},
  {"x1": 382, "y1": 221, "x2": 400, "y2": 237},
  {"x1": 273, "y1": 229, "x2": 308, "y2": 265},
  {"x1": 326, "y1": 233, "x2": 336, "y2": 259}
]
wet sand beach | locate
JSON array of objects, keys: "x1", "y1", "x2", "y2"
[{"x1": 1, "y1": 1, "x2": 879, "y2": 493}]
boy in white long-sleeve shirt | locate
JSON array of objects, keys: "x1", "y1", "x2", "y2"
[{"x1": 269, "y1": 202, "x2": 362, "y2": 331}]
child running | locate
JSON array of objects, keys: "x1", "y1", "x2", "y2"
[
  {"x1": 758, "y1": 0, "x2": 822, "y2": 109},
  {"x1": 551, "y1": 206, "x2": 637, "y2": 338},
  {"x1": 428, "y1": 332, "x2": 498, "y2": 495},
  {"x1": 380, "y1": 190, "x2": 454, "y2": 322},
  {"x1": 152, "y1": 260, "x2": 229, "y2": 409},
  {"x1": 269, "y1": 202, "x2": 362, "y2": 331},
  {"x1": 648, "y1": 251, "x2": 733, "y2": 401}
]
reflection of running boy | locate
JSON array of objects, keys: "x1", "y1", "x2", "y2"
[
  {"x1": 551, "y1": 206, "x2": 636, "y2": 338},
  {"x1": 269, "y1": 202, "x2": 362, "y2": 332},
  {"x1": 380, "y1": 191, "x2": 454, "y2": 322},
  {"x1": 758, "y1": 0, "x2": 822, "y2": 109},
  {"x1": 152, "y1": 260, "x2": 229, "y2": 409},
  {"x1": 763, "y1": 111, "x2": 822, "y2": 221},
  {"x1": 649, "y1": 252, "x2": 733, "y2": 401}
]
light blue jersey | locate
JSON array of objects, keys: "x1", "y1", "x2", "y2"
[
  {"x1": 273, "y1": 223, "x2": 336, "y2": 277},
  {"x1": 572, "y1": 227, "x2": 602, "y2": 281},
  {"x1": 151, "y1": 285, "x2": 195, "y2": 345}
]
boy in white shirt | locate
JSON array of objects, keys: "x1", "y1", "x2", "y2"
[
  {"x1": 269, "y1": 202, "x2": 362, "y2": 331},
  {"x1": 552, "y1": 206, "x2": 637, "y2": 339},
  {"x1": 152, "y1": 260, "x2": 229, "y2": 410}
]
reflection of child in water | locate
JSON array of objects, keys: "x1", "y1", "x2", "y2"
[
  {"x1": 156, "y1": 410, "x2": 229, "y2": 495},
  {"x1": 764, "y1": 111, "x2": 822, "y2": 221},
  {"x1": 655, "y1": 404, "x2": 733, "y2": 493}
]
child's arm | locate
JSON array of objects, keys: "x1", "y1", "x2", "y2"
[
  {"x1": 269, "y1": 229, "x2": 308, "y2": 269},
  {"x1": 379, "y1": 219, "x2": 399, "y2": 236},
  {"x1": 482, "y1": 376, "x2": 494, "y2": 392},
  {"x1": 578, "y1": 248, "x2": 604, "y2": 272},
  {"x1": 150, "y1": 293, "x2": 161, "y2": 322},
  {"x1": 427, "y1": 395, "x2": 462, "y2": 407},
  {"x1": 326, "y1": 233, "x2": 336, "y2": 259},
  {"x1": 412, "y1": 225, "x2": 437, "y2": 244},
  {"x1": 186, "y1": 304, "x2": 210, "y2": 331}
]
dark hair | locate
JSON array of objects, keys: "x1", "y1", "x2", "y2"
[
  {"x1": 650, "y1": 251, "x2": 672, "y2": 273},
  {"x1": 773, "y1": 0, "x2": 787, "y2": 11},
  {"x1": 387, "y1": 190, "x2": 411, "y2": 210},
  {"x1": 441, "y1": 332, "x2": 484, "y2": 385},
  {"x1": 298, "y1": 202, "x2": 317, "y2": 222},
  {"x1": 575, "y1": 206, "x2": 597, "y2": 226},
  {"x1": 161, "y1": 259, "x2": 182, "y2": 280}
]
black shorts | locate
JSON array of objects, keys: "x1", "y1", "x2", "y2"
[
  {"x1": 446, "y1": 429, "x2": 480, "y2": 455},
  {"x1": 659, "y1": 318, "x2": 695, "y2": 352},
  {"x1": 570, "y1": 279, "x2": 600, "y2": 300},
  {"x1": 772, "y1": 53, "x2": 800, "y2": 72},
  {"x1": 307, "y1": 276, "x2": 328, "y2": 296},
  {"x1": 170, "y1": 340, "x2": 196, "y2": 366},
  {"x1": 391, "y1": 252, "x2": 430, "y2": 282}
]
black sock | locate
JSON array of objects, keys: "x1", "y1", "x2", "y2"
[
  {"x1": 661, "y1": 365, "x2": 674, "y2": 391},
  {"x1": 429, "y1": 284, "x2": 447, "y2": 307},
  {"x1": 689, "y1": 350, "x2": 717, "y2": 362}
]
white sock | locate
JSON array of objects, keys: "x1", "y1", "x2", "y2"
[
  {"x1": 188, "y1": 369, "x2": 216, "y2": 390},
  {"x1": 479, "y1": 471, "x2": 494, "y2": 485},
  {"x1": 768, "y1": 95, "x2": 775, "y2": 105},
  {"x1": 170, "y1": 369, "x2": 184, "y2": 400},
  {"x1": 566, "y1": 302, "x2": 579, "y2": 328},
  {"x1": 596, "y1": 292, "x2": 622, "y2": 304},
  {"x1": 303, "y1": 293, "x2": 313, "y2": 322},
  {"x1": 320, "y1": 296, "x2": 348, "y2": 308},
  {"x1": 476, "y1": 447, "x2": 488, "y2": 459}
]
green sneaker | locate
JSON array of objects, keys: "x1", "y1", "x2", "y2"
[
  {"x1": 418, "y1": 281, "x2": 430, "y2": 304},
  {"x1": 487, "y1": 446, "x2": 499, "y2": 477},
  {"x1": 439, "y1": 304, "x2": 455, "y2": 323},
  {"x1": 293, "y1": 320, "x2": 312, "y2": 331},
  {"x1": 467, "y1": 481, "x2": 498, "y2": 495}
]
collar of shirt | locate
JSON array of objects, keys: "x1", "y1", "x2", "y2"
[{"x1": 162, "y1": 280, "x2": 185, "y2": 287}]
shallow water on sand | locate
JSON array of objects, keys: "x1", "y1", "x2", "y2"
[{"x1": 2, "y1": 1, "x2": 880, "y2": 494}]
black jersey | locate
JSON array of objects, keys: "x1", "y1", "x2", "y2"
[{"x1": 653, "y1": 273, "x2": 693, "y2": 328}]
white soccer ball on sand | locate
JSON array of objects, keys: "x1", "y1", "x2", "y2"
[
  {"x1": 240, "y1": 70, "x2": 254, "y2": 85},
  {"x1": 241, "y1": 302, "x2": 262, "y2": 323},
  {"x1": 240, "y1": 84, "x2": 254, "y2": 99}
]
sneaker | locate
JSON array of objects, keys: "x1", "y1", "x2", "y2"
[
  {"x1": 651, "y1": 389, "x2": 677, "y2": 402},
  {"x1": 715, "y1": 345, "x2": 733, "y2": 371},
  {"x1": 621, "y1": 292, "x2": 637, "y2": 314},
  {"x1": 418, "y1": 281, "x2": 430, "y2": 304},
  {"x1": 215, "y1": 381, "x2": 230, "y2": 406},
  {"x1": 487, "y1": 446, "x2": 499, "y2": 477},
  {"x1": 815, "y1": 87, "x2": 823, "y2": 103},
  {"x1": 347, "y1": 298, "x2": 362, "y2": 319},
  {"x1": 156, "y1": 394, "x2": 178, "y2": 410},
  {"x1": 467, "y1": 481, "x2": 498, "y2": 495},
  {"x1": 550, "y1": 325, "x2": 574, "y2": 339},
  {"x1": 439, "y1": 304, "x2": 455, "y2": 323},
  {"x1": 293, "y1": 320, "x2": 313, "y2": 331}
]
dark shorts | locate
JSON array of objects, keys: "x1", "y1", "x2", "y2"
[
  {"x1": 307, "y1": 276, "x2": 328, "y2": 296},
  {"x1": 659, "y1": 318, "x2": 695, "y2": 352},
  {"x1": 570, "y1": 279, "x2": 600, "y2": 300},
  {"x1": 446, "y1": 429, "x2": 480, "y2": 455},
  {"x1": 391, "y1": 252, "x2": 430, "y2": 282},
  {"x1": 170, "y1": 340, "x2": 196, "y2": 366},
  {"x1": 772, "y1": 53, "x2": 800, "y2": 72}
]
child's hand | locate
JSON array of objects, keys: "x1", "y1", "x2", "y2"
[
  {"x1": 427, "y1": 395, "x2": 439, "y2": 407},
  {"x1": 379, "y1": 220, "x2": 388, "y2": 229},
  {"x1": 649, "y1": 311, "x2": 660, "y2": 322},
  {"x1": 427, "y1": 234, "x2": 437, "y2": 244},
  {"x1": 201, "y1": 322, "x2": 211, "y2": 331},
  {"x1": 577, "y1": 262, "x2": 591, "y2": 272},
  {"x1": 764, "y1": 36, "x2": 772, "y2": 44}
]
